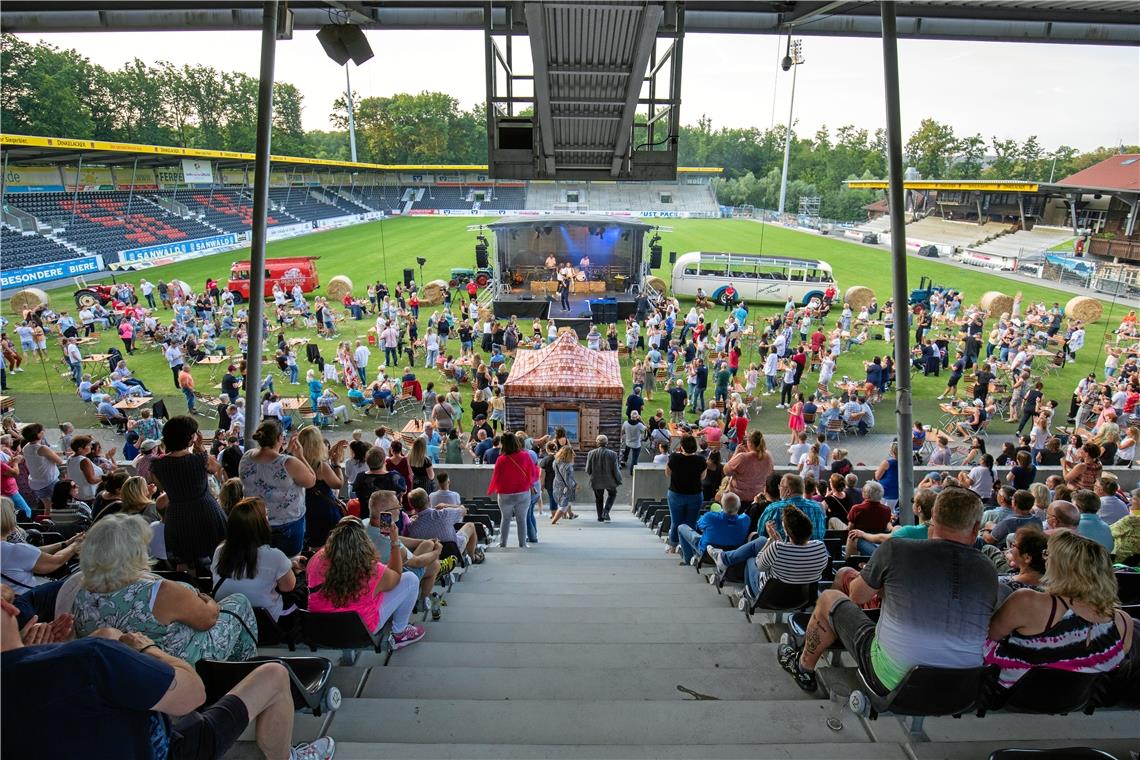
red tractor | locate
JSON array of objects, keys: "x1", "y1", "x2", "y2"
[{"x1": 74, "y1": 282, "x2": 137, "y2": 309}]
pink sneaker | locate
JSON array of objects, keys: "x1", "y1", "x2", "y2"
[{"x1": 392, "y1": 623, "x2": 426, "y2": 650}]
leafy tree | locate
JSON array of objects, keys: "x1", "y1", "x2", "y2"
[{"x1": 904, "y1": 118, "x2": 957, "y2": 179}]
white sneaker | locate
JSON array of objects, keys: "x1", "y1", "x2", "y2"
[
  {"x1": 708, "y1": 547, "x2": 728, "y2": 576},
  {"x1": 292, "y1": 737, "x2": 336, "y2": 760}
]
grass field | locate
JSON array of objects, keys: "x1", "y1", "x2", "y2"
[{"x1": 3, "y1": 216, "x2": 1120, "y2": 444}]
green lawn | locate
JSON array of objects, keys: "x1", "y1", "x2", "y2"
[{"x1": 4, "y1": 217, "x2": 1119, "y2": 445}]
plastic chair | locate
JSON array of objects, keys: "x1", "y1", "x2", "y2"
[
  {"x1": 848, "y1": 665, "x2": 985, "y2": 739},
  {"x1": 980, "y1": 667, "x2": 1105, "y2": 716},
  {"x1": 195, "y1": 656, "x2": 340, "y2": 716},
  {"x1": 298, "y1": 609, "x2": 393, "y2": 666},
  {"x1": 737, "y1": 578, "x2": 818, "y2": 623}
]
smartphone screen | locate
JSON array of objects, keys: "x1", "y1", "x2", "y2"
[{"x1": 379, "y1": 513, "x2": 393, "y2": 526}]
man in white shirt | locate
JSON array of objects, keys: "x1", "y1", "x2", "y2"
[
  {"x1": 787, "y1": 432, "x2": 811, "y2": 466},
  {"x1": 164, "y1": 342, "x2": 185, "y2": 388},
  {"x1": 353, "y1": 340, "x2": 371, "y2": 384},
  {"x1": 381, "y1": 323, "x2": 399, "y2": 366},
  {"x1": 429, "y1": 472, "x2": 463, "y2": 507},
  {"x1": 64, "y1": 339, "x2": 83, "y2": 385},
  {"x1": 1067, "y1": 323, "x2": 1085, "y2": 360}
]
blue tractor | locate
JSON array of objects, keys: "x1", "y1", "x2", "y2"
[{"x1": 908, "y1": 276, "x2": 954, "y2": 309}]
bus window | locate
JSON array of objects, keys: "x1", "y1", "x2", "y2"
[
  {"x1": 699, "y1": 258, "x2": 728, "y2": 276},
  {"x1": 756, "y1": 264, "x2": 787, "y2": 280},
  {"x1": 731, "y1": 262, "x2": 756, "y2": 279},
  {"x1": 788, "y1": 268, "x2": 805, "y2": 282},
  {"x1": 683, "y1": 265, "x2": 698, "y2": 276}
]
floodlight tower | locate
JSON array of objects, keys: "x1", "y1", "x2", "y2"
[{"x1": 777, "y1": 38, "x2": 805, "y2": 218}]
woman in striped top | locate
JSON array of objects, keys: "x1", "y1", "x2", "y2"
[
  {"x1": 749, "y1": 505, "x2": 829, "y2": 598},
  {"x1": 985, "y1": 529, "x2": 1133, "y2": 689}
]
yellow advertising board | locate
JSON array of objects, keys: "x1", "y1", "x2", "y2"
[{"x1": 846, "y1": 179, "x2": 1040, "y2": 192}]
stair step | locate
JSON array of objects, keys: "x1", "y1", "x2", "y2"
[
  {"x1": 362, "y1": 665, "x2": 812, "y2": 701},
  {"x1": 420, "y1": 604, "x2": 740, "y2": 624},
  {"x1": 435, "y1": 592, "x2": 729, "y2": 609},
  {"x1": 319, "y1": 699, "x2": 870, "y2": 745},
  {"x1": 417, "y1": 621, "x2": 759, "y2": 644},
  {"x1": 314, "y1": 743, "x2": 907, "y2": 760},
  {"x1": 382, "y1": 642, "x2": 779, "y2": 670}
]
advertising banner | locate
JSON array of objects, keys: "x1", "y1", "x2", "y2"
[
  {"x1": 265, "y1": 223, "x2": 313, "y2": 241},
  {"x1": 1, "y1": 255, "x2": 105, "y2": 288},
  {"x1": 181, "y1": 158, "x2": 215, "y2": 184},
  {"x1": 220, "y1": 169, "x2": 247, "y2": 186},
  {"x1": 115, "y1": 167, "x2": 158, "y2": 190},
  {"x1": 155, "y1": 165, "x2": 185, "y2": 188},
  {"x1": 314, "y1": 216, "x2": 359, "y2": 229},
  {"x1": 4, "y1": 165, "x2": 64, "y2": 192},
  {"x1": 119, "y1": 234, "x2": 240, "y2": 263}
]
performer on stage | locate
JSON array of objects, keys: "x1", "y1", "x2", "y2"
[
  {"x1": 545, "y1": 254, "x2": 557, "y2": 280},
  {"x1": 578, "y1": 254, "x2": 591, "y2": 279},
  {"x1": 558, "y1": 276, "x2": 571, "y2": 312},
  {"x1": 559, "y1": 261, "x2": 574, "y2": 283}
]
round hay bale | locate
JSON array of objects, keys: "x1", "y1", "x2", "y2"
[
  {"x1": 844, "y1": 286, "x2": 875, "y2": 311},
  {"x1": 979, "y1": 291, "x2": 1014, "y2": 317},
  {"x1": 420, "y1": 279, "x2": 448, "y2": 306},
  {"x1": 645, "y1": 275, "x2": 667, "y2": 294},
  {"x1": 9, "y1": 288, "x2": 49, "y2": 314},
  {"x1": 326, "y1": 275, "x2": 353, "y2": 302},
  {"x1": 1065, "y1": 295, "x2": 1104, "y2": 324}
]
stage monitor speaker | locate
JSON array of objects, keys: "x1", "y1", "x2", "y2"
[
  {"x1": 403, "y1": 268, "x2": 415, "y2": 287},
  {"x1": 475, "y1": 244, "x2": 489, "y2": 269},
  {"x1": 668, "y1": 250, "x2": 677, "y2": 264},
  {"x1": 649, "y1": 245, "x2": 662, "y2": 269}
]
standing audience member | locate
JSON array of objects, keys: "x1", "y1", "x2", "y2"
[
  {"x1": 151, "y1": 416, "x2": 227, "y2": 568},
  {"x1": 239, "y1": 420, "x2": 317, "y2": 556},
  {"x1": 487, "y1": 432, "x2": 539, "y2": 548},
  {"x1": 585, "y1": 435, "x2": 622, "y2": 522}
]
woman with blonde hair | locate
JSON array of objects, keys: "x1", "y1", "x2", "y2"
[
  {"x1": 1028, "y1": 482, "x2": 1050, "y2": 515},
  {"x1": 723, "y1": 429, "x2": 774, "y2": 504},
  {"x1": 550, "y1": 445, "x2": 577, "y2": 525},
  {"x1": 218, "y1": 477, "x2": 244, "y2": 515},
  {"x1": 408, "y1": 435, "x2": 436, "y2": 494},
  {"x1": 297, "y1": 426, "x2": 346, "y2": 550},
  {"x1": 307, "y1": 516, "x2": 425, "y2": 649},
  {"x1": 71, "y1": 513, "x2": 257, "y2": 664},
  {"x1": 119, "y1": 475, "x2": 160, "y2": 522},
  {"x1": 985, "y1": 529, "x2": 1133, "y2": 689}
]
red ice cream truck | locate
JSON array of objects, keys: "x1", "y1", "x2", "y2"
[{"x1": 227, "y1": 256, "x2": 320, "y2": 302}]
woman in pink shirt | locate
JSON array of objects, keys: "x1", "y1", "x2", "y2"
[
  {"x1": 307, "y1": 516, "x2": 425, "y2": 649},
  {"x1": 118, "y1": 319, "x2": 135, "y2": 355},
  {"x1": 723, "y1": 429, "x2": 774, "y2": 504},
  {"x1": 488, "y1": 432, "x2": 540, "y2": 548}
]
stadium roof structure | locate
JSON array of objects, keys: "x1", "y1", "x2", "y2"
[
  {"x1": 0, "y1": 133, "x2": 721, "y2": 175},
  {"x1": 2, "y1": 1, "x2": 1138, "y2": 45},
  {"x1": 1053, "y1": 154, "x2": 1140, "y2": 193}
]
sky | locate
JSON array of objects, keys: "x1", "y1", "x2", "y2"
[{"x1": 24, "y1": 28, "x2": 1140, "y2": 152}]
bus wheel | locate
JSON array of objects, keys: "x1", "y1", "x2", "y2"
[
  {"x1": 803, "y1": 292, "x2": 823, "y2": 308},
  {"x1": 229, "y1": 291, "x2": 246, "y2": 305},
  {"x1": 714, "y1": 288, "x2": 734, "y2": 305}
]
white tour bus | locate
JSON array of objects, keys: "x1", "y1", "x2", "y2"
[{"x1": 670, "y1": 251, "x2": 836, "y2": 306}]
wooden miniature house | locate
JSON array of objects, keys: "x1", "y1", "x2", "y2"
[{"x1": 504, "y1": 330, "x2": 624, "y2": 460}]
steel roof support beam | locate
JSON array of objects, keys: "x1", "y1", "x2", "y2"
[
  {"x1": 611, "y1": 4, "x2": 663, "y2": 176},
  {"x1": 524, "y1": 2, "x2": 557, "y2": 176},
  {"x1": 880, "y1": 1, "x2": 915, "y2": 522},
  {"x1": 781, "y1": 1, "x2": 849, "y2": 29},
  {"x1": 243, "y1": 0, "x2": 279, "y2": 448}
]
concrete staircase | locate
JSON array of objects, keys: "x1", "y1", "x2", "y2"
[{"x1": 230, "y1": 506, "x2": 1140, "y2": 759}]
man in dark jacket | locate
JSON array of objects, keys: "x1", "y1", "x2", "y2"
[{"x1": 585, "y1": 435, "x2": 623, "y2": 522}]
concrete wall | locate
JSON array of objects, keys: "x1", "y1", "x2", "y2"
[
  {"x1": 631, "y1": 463, "x2": 1140, "y2": 505},
  {"x1": 436, "y1": 464, "x2": 495, "y2": 499}
]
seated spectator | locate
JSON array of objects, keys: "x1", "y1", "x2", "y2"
[
  {"x1": 0, "y1": 498, "x2": 83, "y2": 592},
  {"x1": 351, "y1": 446, "x2": 406, "y2": 513},
  {"x1": 822, "y1": 473, "x2": 852, "y2": 529},
  {"x1": 981, "y1": 486, "x2": 1015, "y2": 528},
  {"x1": 743, "y1": 473, "x2": 782, "y2": 536},
  {"x1": 997, "y1": 526, "x2": 1047, "y2": 600},
  {"x1": 707, "y1": 474, "x2": 827, "y2": 575},
  {"x1": 985, "y1": 489, "x2": 1043, "y2": 547},
  {"x1": 743, "y1": 504, "x2": 828, "y2": 600},
  {"x1": 1095, "y1": 476, "x2": 1129, "y2": 525},
  {"x1": 677, "y1": 491, "x2": 749, "y2": 566},
  {"x1": 306, "y1": 516, "x2": 425, "y2": 649},
  {"x1": 1073, "y1": 489, "x2": 1114, "y2": 553},
  {"x1": 71, "y1": 514, "x2": 258, "y2": 664},
  {"x1": 428, "y1": 472, "x2": 462, "y2": 506},
  {"x1": 0, "y1": 598, "x2": 335, "y2": 760},
  {"x1": 844, "y1": 481, "x2": 892, "y2": 551},
  {"x1": 985, "y1": 529, "x2": 1133, "y2": 689},
  {"x1": 211, "y1": 497, "x2": 301, "y2": 623},
  {"x1": 366, "y1": 490, "x2": 445, "y2": 606},
  {"x1": 848, "y1": 487, "x2": 938, "y2": 551},
  {"x1": 404, "y1": 487, "x2": 478, "y2": 566},
  {"x1": 777, "y1": 487, "x2": 997, "y2": 693},
  {"x1": 722, "y1": 431, "x2": 775, "y2": 504},
  {"x1": 1110, "y1": 490, "x2": 1140, "y2": 561}
]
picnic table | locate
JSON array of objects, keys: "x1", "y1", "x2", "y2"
[
  {"x1": 401, "y1": 419, "x2": 426, "y2": 444},
  {"x1": 0, "y1": 396, "x2": 13, "y2": 414},
  {"x1": 114, "y1": 396, "x2": 152, "y2": 411},
  {"x1": 195, "y1": 355, "x2": 231, "y2": 366},
  {"x1": 82, "y1": 353, "x2": 113, "y2": 363},
  {"x1": 280, "y1": 397, "x2": 309, "y2": 412}
]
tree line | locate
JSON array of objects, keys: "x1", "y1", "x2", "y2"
[{"x1": 3, "y1": 34, "x2": 1134, "y2": 221}]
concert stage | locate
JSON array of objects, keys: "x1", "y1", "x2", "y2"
[
  {"x1": 486, "y1": 215, "x2": 651, "y2": 331},
  {"x1": 492, "y1": 290, "x2": 637, "y2": 335}
]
